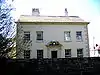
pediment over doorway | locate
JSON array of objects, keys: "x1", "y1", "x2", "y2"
[{"x1": 46, "y1": 40, "x2": 62, "y2": 47}]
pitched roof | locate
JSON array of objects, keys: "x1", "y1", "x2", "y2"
[{"x1": 18, "y1": 15, "x2": 89, "y2": 23}]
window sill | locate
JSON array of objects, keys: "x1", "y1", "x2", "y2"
[
  {"x1": 36, "y1": 40, "x2": 44, "y2": 43},
  {"x1": 76, "y1": 40, "x2": 83, "y2": 42},
  {"x1": 64, "y1": 40, "x2": 72, "y2": 42},
  {"x1": 77, "y1": 56, "x2": 83, "y2": 58},
  {"x1": 65, "y1": 56, "x2": 71, "y2": 57},
  {"x1": 65, "y1": 57, "x2": 71, "y2": 58}
]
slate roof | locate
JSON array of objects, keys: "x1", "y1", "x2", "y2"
[{"x1": 18, "y1": 15, "x2": 89, "y2": 23}]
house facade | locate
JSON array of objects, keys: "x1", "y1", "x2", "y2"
[{"x1": 16, "y1": 8, "x2": 90, "y2": 59}]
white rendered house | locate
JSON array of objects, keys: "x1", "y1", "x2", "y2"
[{"x1": 16, "y1": 8, "x2": 90, "y2": 59}]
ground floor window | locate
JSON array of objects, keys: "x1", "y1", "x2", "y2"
[
  {"x1": 37, "y1": 50, "x2": 43, "y2": 59},
  {"x1": 65, "y1": 49, "x2": 71, "y2": 58},
  {"x1": 24, "y1": 50, "x2": 30, "y2": 59},
  {"x1": 77, "y1": 48, "x2": 83, "y2": 57}
]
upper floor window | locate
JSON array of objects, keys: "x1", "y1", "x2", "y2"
[
  {"x1": 64, "y1": 31, "x2": 71, "y2": 41},
  {"x1": 65, "y1": 49, "x2": 71, "y2": 58},
  {"x1": 24, "y1": 50, "x2": 30, "y2": 59},
  {"x1": 24, "y1": 31, "x2": 30, "y2": 41},
  {"x1": 36, "y1": 31, "x2": 43, "y2": 41},
  {"x1": 77, "y1": 48, "x2": 83, "y2": 57},
  {"x1": 76, "y1": 31, "x2": 82, "y2": 41}
]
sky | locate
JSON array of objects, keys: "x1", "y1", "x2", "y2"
[{"x1": 13, "y1": 0, "x2": 100, "y2": 52}]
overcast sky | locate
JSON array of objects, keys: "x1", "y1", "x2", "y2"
[{"x1": 14, "y1": 0, "x2": 100, "y2": 51}]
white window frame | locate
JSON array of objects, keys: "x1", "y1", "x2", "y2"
[
  {"x1": 24, "y1": 50, "x2": 30, "y2": 59},
  {"x1": 37, "y1": 50, "x2": 43, "y2": 58},
  {"x1": 76, "y1": 31, "x2": 82, "y2": 41},
  {"x1": 24, "y1": 31, "x2": 30, "y2": 41},
  {"x1": 64, "y1": 31, "x2": 71, "y2": 41},
  {"x1": 36, "y1": 31, "x2": 43, "y2": 41},
  {"x1": 65, "y1": 49, "x2": 71, "y2": 58},
  {"x1": 77, "y1": 48, "x2": 83, "y2": 57}
]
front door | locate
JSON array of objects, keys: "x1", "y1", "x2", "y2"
[{"x1": 51, "y1": 51, "x2": 57, "y2": 58}]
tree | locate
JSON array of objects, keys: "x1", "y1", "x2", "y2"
[
  {"x1": 16, "y1": 20, "x2": 32, "y2": 59},
  {"x1": 0, "y1": 0, "x2": 16, "y2": 58},
  {"x1": 0, "y1": 0, "x2": 32, "y2": 59},
  {"x1": 0, "y1": 34, "x2": 15, "y2": 58}
]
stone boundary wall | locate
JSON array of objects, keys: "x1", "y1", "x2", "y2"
[{"x1": 0, "y1": 57, "x2": 100, "y2": 75}]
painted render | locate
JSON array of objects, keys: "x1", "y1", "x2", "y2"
[{"x1": 18, "y1": 21, "x2": 90, "y2": 58}]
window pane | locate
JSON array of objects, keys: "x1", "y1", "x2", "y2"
[
  {"x1": 24, "y1": 50, "x2": 30, "y2": 59},
  {"x1": 76, "y1": 31, "x2": 82, "y2": 41},
  {"x1": 37, "y1": 50, "x2": 43, "y2": 58},
  {"x1": 65, "y1": 49, "x2": 71, "y2": 57},
  {"x1": 77, "y1": 48, "x2": 83, "y2": 57},
  {"x1": 64, "y1": 31, "x2": 71, "y2": 41},
  {"x1": 36, "y1": 31, "x2": 43, "y2": 40},
  {"x1": 24, "y1": 31, "x2": 30, "y2": 41}
]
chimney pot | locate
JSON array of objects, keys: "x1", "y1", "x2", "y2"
[
  {"x1": 32, "y1": 8, "x2": 40, "y2": 16},
  {"x1": 65, "y1": 8, "x2": 68, "y2": 16}
]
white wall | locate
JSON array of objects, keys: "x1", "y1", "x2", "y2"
[{"x1": 21, "y1": 24, "x2": 89, "y2": 58}]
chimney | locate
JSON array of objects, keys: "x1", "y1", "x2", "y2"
[
  {"x1": 32, "y1": 8, "x2": 40, "y2": 16},
  {"x1": 65, "y1": 8, "x2": 68, "y2": 16}
]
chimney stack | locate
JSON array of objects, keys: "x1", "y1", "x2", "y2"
[
  {"x1": 65, "y1": 8, "x2": 68, "y2": 16},
  {"x1": 32, "y1": 8, "x2": 40, "y2": 16}
]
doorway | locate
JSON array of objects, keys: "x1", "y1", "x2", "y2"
[{"x1": 51, "y1": 51, "x2": 57, "y2": 58}]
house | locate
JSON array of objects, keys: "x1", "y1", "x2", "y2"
[{"x1": 16, "y1": 8, "x2": 90, "y2": 59}]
